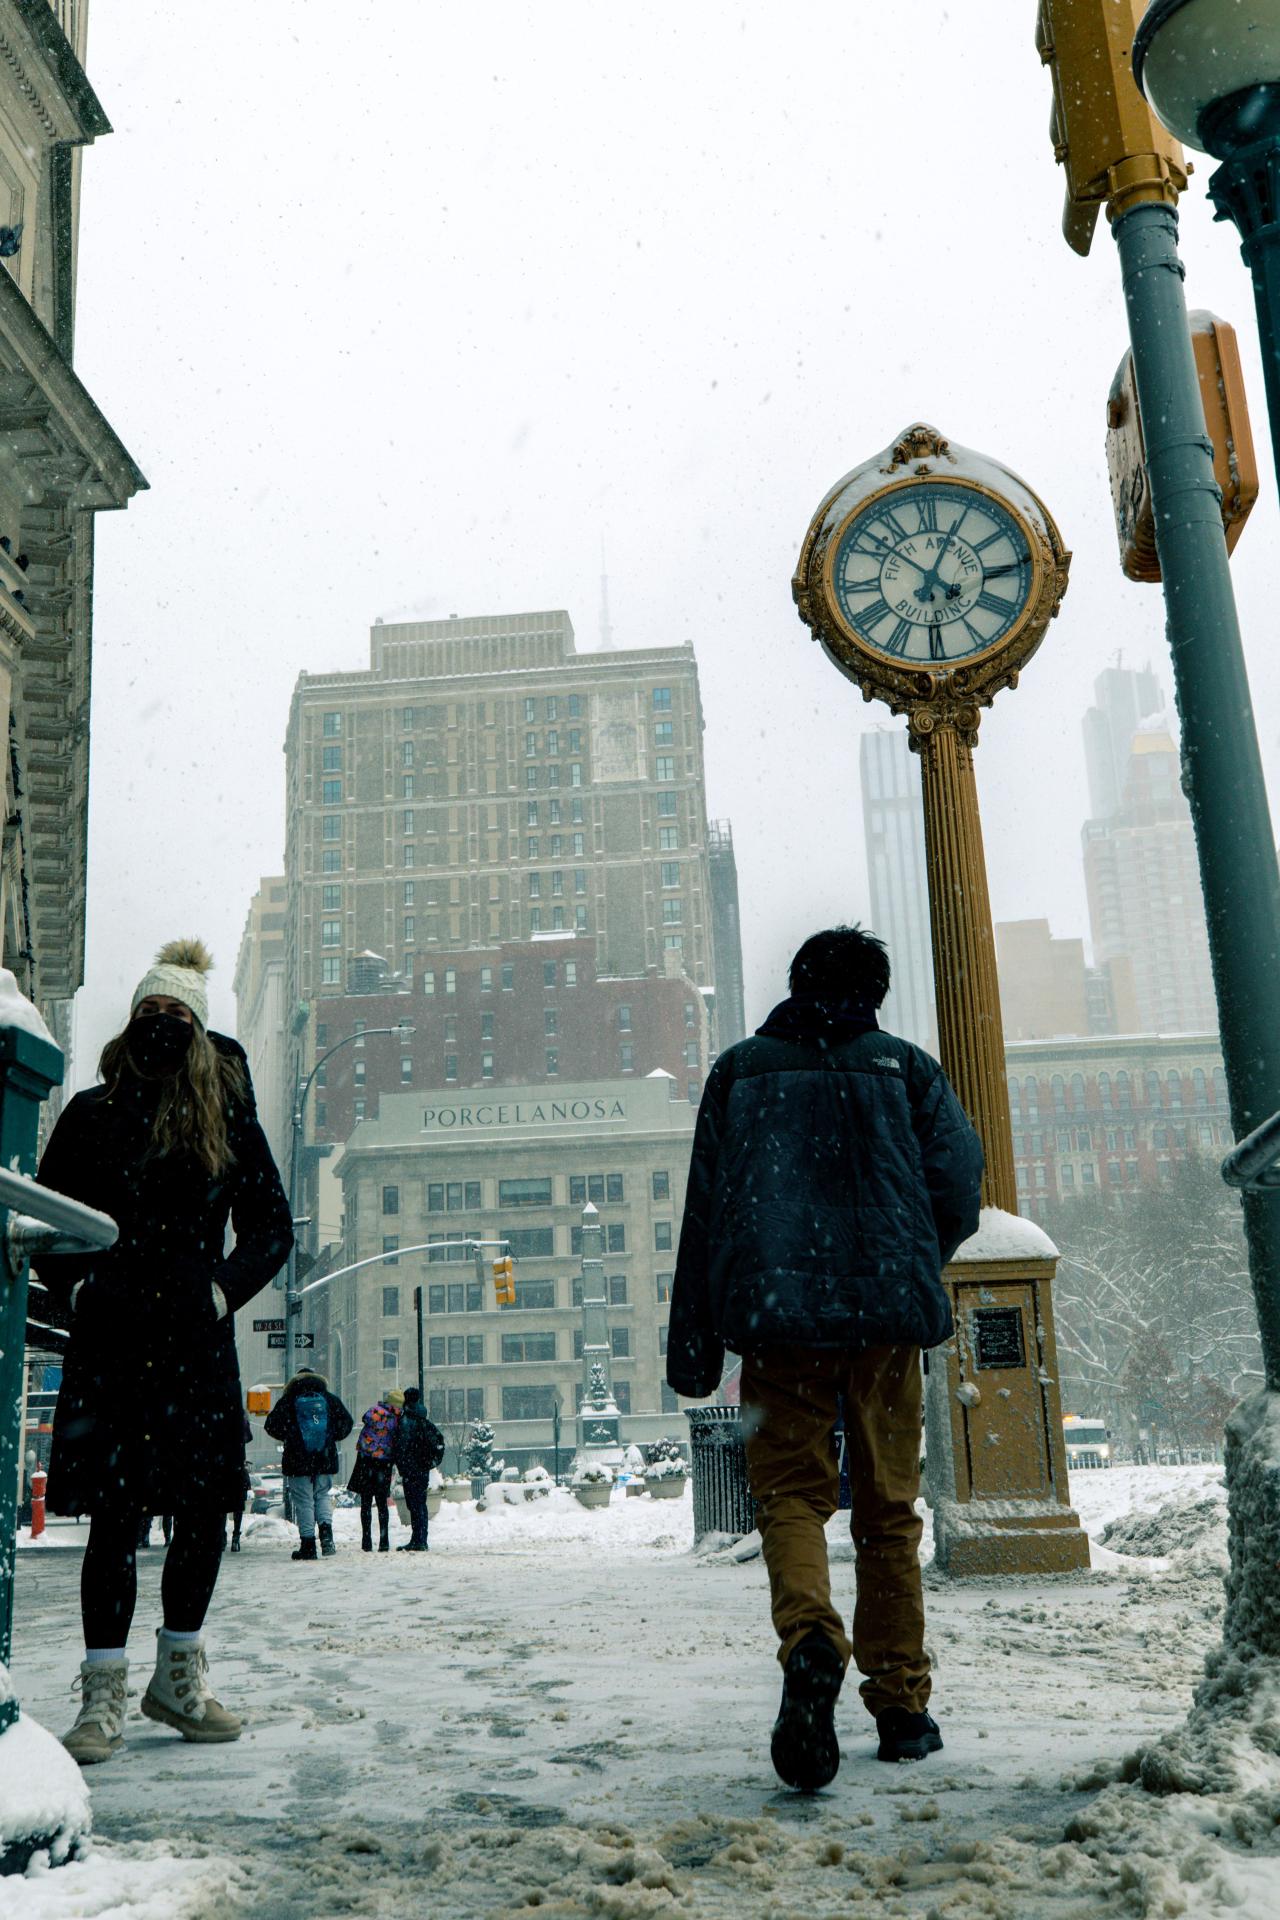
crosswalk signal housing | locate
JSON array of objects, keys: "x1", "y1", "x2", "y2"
[{"x1": 493, "y1": 1255, "x2": 516, "y2": 1306}]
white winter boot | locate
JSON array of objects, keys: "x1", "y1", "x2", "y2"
[
  {"x1": 62, "y1": 1658, "x2": 129, "y2": 1766},
  {"x1": 140, "y1": 1630, "x2": 242, "y2": 1743}
]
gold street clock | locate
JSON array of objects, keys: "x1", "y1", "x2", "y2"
[{"x1": 793, "y1": 423, "x2": 1070, "y2": 723}]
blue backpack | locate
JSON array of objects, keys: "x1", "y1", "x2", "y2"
[{"x1": 294, "y1": 1392, "x2": 330, "y2": 1457}]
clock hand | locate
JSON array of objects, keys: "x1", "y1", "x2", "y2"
[{"x1": 914, "y1": 536, "x2": 953, "y2": 605}]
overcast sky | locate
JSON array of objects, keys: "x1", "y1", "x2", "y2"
[{"x1": 66, "y1": 0, "x2": 1280, "y2": 1081}]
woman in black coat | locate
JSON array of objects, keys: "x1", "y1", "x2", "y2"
[{"x1": 34, "y1": 939, "x2": 293, "y2": 1766}]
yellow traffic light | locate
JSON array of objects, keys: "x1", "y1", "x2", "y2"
[
  {"x1": 493, "y1": 1255, "x2": 516, "y2": 1307},
  {"x1": 1036, "y1": 0, "x2": 1186, "y2": 255}
]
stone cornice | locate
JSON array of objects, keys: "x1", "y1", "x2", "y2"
[
  {"x1": 1, "y1": 0, "x2": 109, "y2": 145},
  {"x1": 0, "y1": 264, "x2": 146, "y2": 507}
]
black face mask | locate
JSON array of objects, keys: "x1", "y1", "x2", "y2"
[{"x1": 128, "y1": 1013, "x2": 194, "y2": 1077}]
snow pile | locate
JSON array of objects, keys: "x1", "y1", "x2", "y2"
[
  {"x1": 1101, "y1": 1494, "x2": 1228, "y2": 1568},
  {"x1": 0, "y1": 1708, "x2": 89, "y2": 1872},
  {"x1": 0, "y1": 969, "x2": 55, "y2": 1044},
  {"x1": 8, "y1": 1840, "x2": 247, "y2": 1916}
]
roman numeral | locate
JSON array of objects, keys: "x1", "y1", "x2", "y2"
[
  {"x1": 975, "y1": 590, "x2": 1014, "y2": 618},
  {"x1": 918, "y1": 496, "x2": 937, "y2": 533},
  {"x1": 882, "y1": 510, "x2": 911, "y2": 544},
  {"x1": 973, "y1": 530, "x2": 1005, "y2": 553},
  {"x1": 883, "y1": 620, "x2": 913, "y2": 656},
  {"x1": 929, "y1": 627, "x2": 947, "y2": 660},
  {"x1": 857, "y1": 598, "x2": 892, "y2": 630}
]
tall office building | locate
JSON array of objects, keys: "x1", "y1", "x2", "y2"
[
  {"x1": 1081, "y1": 671, "x2": 1217, "y2": 1037},
  {"x1": 707, "y1": 821, "x2": 746, "y2": 1047},
  {"x1": 859, "y1": 729, "x2": 936, "y2": 1053},
  {"x1": 283, "y1": 610, "x2": 742, "y2": 1059}
]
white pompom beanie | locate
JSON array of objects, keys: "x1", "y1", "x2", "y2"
[{"x1": 130, "y1": 939, "x2": 214, "y2": 1030}]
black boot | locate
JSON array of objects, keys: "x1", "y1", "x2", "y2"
[
  {"x1": 318, "y1": 1522, "x2": 336, "y2": 1558},
  {"x1": 876, "y1": 1707, "x2": 943, "y2": 1764},
  {"x1": 771, "y1": 1629, "x2": 844, "y2": 1791},
  {"x1": 291, "y1": 1535, "x2": 318, "y2": 1562},
  {"x1": 378, "y1": 1518, "x2": 390, "y2": 1553}
]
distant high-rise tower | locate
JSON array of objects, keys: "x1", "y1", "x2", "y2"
[
  {"x1": 859, "y1": 730, "x2": 936, "y2": 1053},
  {"x1": 1081, "y1": 669, "x2": 1217, "y2": 1036},
  {"x1": 707, "y1": 821, "x2": 746, "y2": 1048}
]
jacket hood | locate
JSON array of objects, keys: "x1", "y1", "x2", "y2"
[
  {"x1": 285, "y1": 1370, "x2": 329, "y2": 1394},
  {"x1": 755, "y1": 992, "x2": 880, "y2": 1045}
]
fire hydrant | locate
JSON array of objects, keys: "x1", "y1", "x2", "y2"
[{"x1": 30, "y1": 1467, "x2": 46, "y2": 1540}]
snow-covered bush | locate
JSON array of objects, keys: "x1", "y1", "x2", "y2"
[
  {"x1": 643, "y1": 1438, "x2": 687, "y2": 1479},
  {"x1": 571, "y1": 1460, "x2": 614, "y2": 1487},
  {"x1": 465, "y1": 1421, "x2": 496, "y2": 1480},
  {"x1": 523, "y1": 1464, "x2": 553, "y2": 1498}
]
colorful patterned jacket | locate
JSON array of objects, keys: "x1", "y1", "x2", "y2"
[{"x1": 356, "y1": 1402, "x2": 399, "y2": 1461}]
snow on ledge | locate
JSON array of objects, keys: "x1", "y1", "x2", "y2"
[
  {"x1": 0, "y1": 969, "x2": 54, "y2": 1045},
  {"x1": 950, "y1": 1206, "x2": 1058, "y2": 1265}
]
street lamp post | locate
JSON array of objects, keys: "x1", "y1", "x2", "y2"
[
  {"x1": 1134, "y1": 3, "x2": 1280, "y2": 492},
  {"x1": 283, "y1": 1021, "x2": 414, "y2": 1387}
]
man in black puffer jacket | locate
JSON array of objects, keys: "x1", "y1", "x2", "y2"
[{"x1": 666, "y1": 925, "x2": 982, "y2": 1788}]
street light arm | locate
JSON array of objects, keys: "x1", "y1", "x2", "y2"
[
  {"x1": 297, "y1": 1238, "x2": 510, "y2": 1298},
  {"x1": 296, "y1": 1023, "x2": 417, "y2": 1116}
]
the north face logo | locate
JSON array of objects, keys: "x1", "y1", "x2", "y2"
[{"x1": 873, "y1": 1056, "x2": 900, "y2": 1070}]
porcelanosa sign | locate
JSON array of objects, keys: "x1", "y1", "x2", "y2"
[{"x1": 421, "y1": 1097, "x2": 627, "y2": 1131}]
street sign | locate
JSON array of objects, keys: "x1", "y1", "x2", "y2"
[
  {"x1": 267, "y1": 1332, "x2": 314, "y2": 1350},
  {"x1": 253, "y1": 1318, "x2": 286, "y2": 1333}
]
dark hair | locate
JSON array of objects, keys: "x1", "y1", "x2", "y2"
[
  {"x1": 788, "y1": 924, "x2": 891, "y2": 1007},
  {"x1": 403, "y1": 1387, "x2": 421, "y2": 1404}
]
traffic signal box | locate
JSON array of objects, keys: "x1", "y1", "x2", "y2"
[
  {"x1": 493, "y1": 1255, "x2": 516, "y2": 1307},
  {"x1": 246, "y1": 1387, "x2": 272, "y2": 1417},
  {"x1": 1107, "y1": 311, "x2": 1260, "y2": 580},
  {"x1": 1036, "y1": 0, "x2": 1186, "y2": 254}
]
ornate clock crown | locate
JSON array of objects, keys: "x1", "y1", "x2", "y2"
[{"x1": 884, "y1": 423, "x2": 951, "y2": 472}]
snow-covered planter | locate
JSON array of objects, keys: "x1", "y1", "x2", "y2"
[
  {"x1": 624, "y1": 1477, "x2": 645, "y2": 1497},
  {"x1": 0, "y1": 1687, "x2": 92, "y2": 1874},
  {"x1": 443, "y1": 1477, "x2": 470, "y2": 1502},
  {"x1": 523, "y1": 1465, "x2": 553, "y2": 1500},
  {"x1": 571, "y1": 1462, "x2": 614, "y2": 1509},
  {"x1": 643, "y1": 1437, "x2": 688, "y2": 1496}
]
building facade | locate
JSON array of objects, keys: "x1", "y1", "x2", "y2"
[
  {"x1": 232, "y1": 877, "x2": 291, "y2": 1392},
  {"x1": 282, "y1": 609, "x2": 744, "y2": 1082},
  {"x1": 707, "y1": 819, "x2": 746, "y2": 1046},
  {"x1": 0, "y1": 0, "x2": 145, "y2": 1020},
  {"x1": 328, "y1": 1074, "x2": 698, "y2": 1466},
  {"x1": 859, "y1": 728, "x2": 936, "y2": 1053},
  {"x1": 1006, "y1": 1031, "x2": 1229, "y2": 1219}
]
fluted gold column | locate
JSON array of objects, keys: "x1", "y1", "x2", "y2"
[{"x1": 911, "y1": 712, "x2": 1016, "y2": 1211}]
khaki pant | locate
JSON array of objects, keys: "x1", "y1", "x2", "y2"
[{"x1": 741, "y1": 1344, "x2": 929, "y2": 1718}]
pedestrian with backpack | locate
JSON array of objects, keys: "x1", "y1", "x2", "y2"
[
  {"x1": 264, "y1": 1369, "x2": 353, "y2": 1561},
  {"x1": 393, "y1": 1387, "x2": 445, "y2": 1552},
  {"x1": 348, "y1": 1390, "x2": 404, "y2": 1553}
]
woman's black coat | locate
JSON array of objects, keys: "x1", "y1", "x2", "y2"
[
  {"x1": 263, "y1": 1382, "x2": 353, "y2": 1477},
  {"x1": 34, "y1": 1035, "x2": 294, "y2": 1515}
]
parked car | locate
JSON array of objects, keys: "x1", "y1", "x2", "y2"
[{"x1": 250, "y1": 1471, "x2": 285, "y2": 1514}]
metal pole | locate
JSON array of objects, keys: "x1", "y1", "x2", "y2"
[
  {"x1": 1208, "y1": 131, "x2": 1280, "y2": 501},
  {"x1": 415, "y1": 1284, "x2": 425, "y2": 1395},
  {"x1": 1113, "y1": 199, "x2": 1280, "y2": 1387},
  {"x1": 283, "y1": 1056, "x2": 301, "y2": 1389}
]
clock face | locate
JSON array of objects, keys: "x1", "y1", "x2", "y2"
[{"x1": 830, "y1": 483, "x2": 1036, "y2": 666}]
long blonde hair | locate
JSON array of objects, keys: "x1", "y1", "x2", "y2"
[{"x1": 99, "y1": 1023, "x2": 248, "y2": 1177}]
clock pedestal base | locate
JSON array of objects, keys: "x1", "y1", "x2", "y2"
[{"x1": 923, "y1": 1232, "x2": 1089, "y2": 1579}]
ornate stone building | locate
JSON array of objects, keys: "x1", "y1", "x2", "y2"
[{"x1": 0, "y1": 1, "x2": 145, "y2": 1026}]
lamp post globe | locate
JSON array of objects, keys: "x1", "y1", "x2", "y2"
[{"x1": 1134, "y1": 0, "x2": 1280, "y2": 156}]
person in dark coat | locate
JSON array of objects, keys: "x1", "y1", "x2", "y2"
[
  {"x1": 264, "y1": 1369, "x2": 353, "y2": 1560},
  {"x1": 348, "y1": 1390, "x2": 403, "y2": 1552},
  {"x1": 666, "y1": 925, "x2": 983, "y2": 1789},
  {"x1": 393, "y1": 1387, "x2": 445, "y2": 1552},
  {"x1": 34, "y1": 939, "x2": 294, "y2": 1767}
]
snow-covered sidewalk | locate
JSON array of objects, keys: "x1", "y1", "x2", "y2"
[{"x1": 6, "y1": 1464, "x2": 1276, "y2": 1917}]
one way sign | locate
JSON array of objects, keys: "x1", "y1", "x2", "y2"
[{"x1": 267, "y1": 1332, "x2": 314, "y2": 1350}]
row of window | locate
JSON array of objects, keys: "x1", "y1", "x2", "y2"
[
  {"x1": 1008, "y1": 1067, "x2": 1223, "y2": 1119},
  {"x1": 1013, "y1": 1123, "x2": 1220, "y2": 1156},
  {"x1": 412, "y1": 1272, "x2": 671, "y2": 1315},
  {"x1": 424, "y1": 1381, "x2": 677, "y2": 1423},
  {"x1": 384, "y1": 1171, "x2": 673, "y2": 1213}
]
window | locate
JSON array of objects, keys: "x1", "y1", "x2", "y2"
[
  {"x1": 551, "y1": 871, "x2": 564, "y2": 898},
  {"x1": 447, "y1": 1336, "x2": 466, "y2": 1367},
  {"x1": 321, "y1": 779, "x2": 341, "y2": 804},
  {"x1": 620, "y1": 1043, "x2": 634, "y2": 1071},
  {"x1": 569, "y1": 1176, "x2": 586, "y2": 1205},
  {"x1": 526, "y1": 767, "x2": 539, "y2": 789},
  {"x1": 445, "y1": 969, "x2": 457, "y2": 994},
  {"x1": 382, "y1": 1186, "x2": 399, "y2": 1215},
  {"x1": 574, "y1": 869, "x2": 587, "y2": 895},
  {"x1": 654, "y1": 1221, "x2": 673, "y2": 1251},
  {"x1": 382, "y1": 1338, "x2": 400, "y2": 1371},
  {"x1": 571, "y1": 832, "x2": 585, "y2": 857},
  {"x1": 445, "y1": 1054, "x2": 458, "y2": 1081},
  {"x1": 545, "y1": 697, "x2": 558, "y2": 721},
  {"x1": 544, "y1": 1009, "x2": 558, "y2": 1037},
  {"x1": 513, "y1": 1279, "x2": 555, "y2": 1310},
  {"x1": 529, "y1": 908, "x2": 542, "y2": 932},
  {"x1": 381, "y1": 1284, "x2": 400, "y2": 1317},
  {"x1": 653, "y1": 686, "x2": 671, "y2": 710},
  {"x1": 613, "y1": 1381, "x2": 632, "y2": 1415},
  {"x1": 1061, "y1": 1164, "x2": 1075, "y2": 1189},
  {"x1": 499, "y1": 964, "x2": 514, "y2": 991},
  {"x1": 322, "y1": 848, "x2": 341, "y2": 872},
  {"x1": 570, "y1": 763, "x2": 582, "y2": 787},
  {"x1": 548, "y1": 766, "x2": 560, "y2": 788},
  {"x1": 321, "y1": 957, "x2": 340, "y2": 985},
  {"x1": 663, "y1": 899, "x2": 683, "y2": 924},
  {"x1": 525, "y1": 731, "x2": 539, "y2": 756},
  {"x1": 501, "y1": 1333, "x2": 556, "y2": 1364},
  {"x1": 606, "y1": 1173, "x2": 623, "y2": 1203},
  {"x1": 322, "y1": 746, "x2": 341, "y2": 771},
  {"x1": 400, "y1": 1055, "x2": 413, "y2": 1084},
  {"x1": 404, "y1": 916, "x2": 416, "y2": 943},
  {"x1": 321, "y1": 919, "x2": 340, "y2": 947},
  {"x1": 659, "y1": 826, "x2": 679, "y2": 851},
  {"x1": 608, "y1": 1275, "x2": 628, "y2": 1305},
  {"x1": 652, "y1": 1170, "x2": 670, "y2": 1201},
  {"x1": 322, "y1": 711, "x2": 342, "y2": 737},
  {"x1": 610, "y1": 1328, "x2": 630, "y2": 1358},
  {"x1": 656, "y1": 1272, "x2": 673, "y2": 1303},
  {"x1": 660, "y1": 862, "x2": 680, "y2": 888},
  {"x1": 524, "y1": 697, "x2": 536, "y2": 722},
  {"x1": 322, "y1": 816, "x2": 341, "y2": 841},
  {"x1": 402, "y1": 706, "x2": 415, "y2": 729},
  {"x1": 504, "y1": 1227, "x2": 555, "y2": 1259},
  {"x1": 402, "y1": 740, "x2": 414, "y2": 767},
  {"x1": 403, "y1": 845, "x2": 414, "y2": 867},
  {"x1": 403, "y1": 881, "x2": 415, "y2": 907},
  {"x1": 657, "y1": 792, "x2": 677, "y2": 817},
  {"x1": 565, "y1": 960, "x2": 578, "y2": 985},
  {"x1": 606, "y1": 1224, "x2": 626, "y2": 1252},
  {"x1": 428, "y1": 1337, "x2": 445, "y2": 1367},
  {"x1": 654, "y1": 721, "x2": 673, "y2": 745},
  {"x1": 382, "y1": 1237, "x2": 399, "y2": 1269},
  {"x1": 427, "y1": 1285, "x2": 445, "y2": 1314},
  {"x1": 499, "y1": 1178, "x2": 553, "y2": 1208},
  {"x1": 549, "y1": 797, "x2": 562, "y2": 823},
  {"x1": 403, "y1": 809, "x2": 415, "y2": 835},
  {"x1": 573, "y1": 1329, "x2": 584, "y2": 1360},
  {"x1": 503, "y1": 1385, "x2": 557, "y2": 1421},
  {"x1": 617, "y1": 1004, "x2": 633, "y2": 1033},
  {"x1": 547, "y1": 730, "x2": 559, "y2": 755},
  {"x1": 527, "y1": 838, "x2": 540, "y2": 860},
  {"x1": 655, "y1": 756, "x2": 676, "y2": 782},
  {"x1": 422, "y1": 970, "x2": 435, "y2": 995},
  {"x1": 664, "y1": 934, "x2": 683, "y2": 951},
  {"x1": 353, "y1": 1099, "x2": 365, "y2": 1120}
]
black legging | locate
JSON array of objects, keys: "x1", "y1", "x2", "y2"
[
  {"x1": 82, "y1": 1504, "x2": 226, "y2": 1649},
  {"x1": 361, "y1": 1489, "x2": 389, "y2": 1536}
]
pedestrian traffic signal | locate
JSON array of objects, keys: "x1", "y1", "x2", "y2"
[
  {"x1": 1035, "y1": 0, "x2": 1186, "y2": 255},
  {"x1": 493, "y1": 1255, "x2": 516, "y2": 1306}
]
